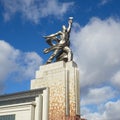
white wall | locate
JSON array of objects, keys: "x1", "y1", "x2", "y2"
[
  {"x1": 0, "y1": 102, "x2": 34, "y2": 120},
  {"x1": 0, "y1": 89, "x2": 49, "y2": 120}
]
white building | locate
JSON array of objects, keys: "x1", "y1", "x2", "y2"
[
  {"x1": 0, "y1": 88, "x2": 49, "y2": 120},
  {"x1": 0, "y1": 61, "x2": 80, "y2": 120}
]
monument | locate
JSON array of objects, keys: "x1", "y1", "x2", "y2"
[
  {"x1": 43, "y1": 17, "x2": 73, "y2": 64},
  {"x1": 0, "y1": 18, "x2": 82, "y2": 120},
  {"x1": 31, "y1": 17, "x2": 80, "y2": 120}
]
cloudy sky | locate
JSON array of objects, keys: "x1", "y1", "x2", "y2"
[{"x1": 0, "y1": 0, "x2": 120, "y2": 119}]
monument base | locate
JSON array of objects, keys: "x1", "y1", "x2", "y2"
[{"x1": 31, "y1": 61, "x2": 80, "y2": 120}]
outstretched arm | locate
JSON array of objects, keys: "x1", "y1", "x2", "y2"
[
  {"x1": 43, "y1": 31, "x2": 62, "y2": 38},
  {"x1": 67, "y1": 17, "x2": 73, "y2": 33}
]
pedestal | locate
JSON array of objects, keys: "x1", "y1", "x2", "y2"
[{"x1": 31, "y1": 61, "x2": 80, "y2": 120}]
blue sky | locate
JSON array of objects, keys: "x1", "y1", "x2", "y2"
[{"x1": 0, "y1": 0, "x2": 120, "y2": 119}]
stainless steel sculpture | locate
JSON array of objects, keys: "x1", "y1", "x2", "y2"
[{"x1": 43, "y1": 17, "x2": 73, "y2": 64}]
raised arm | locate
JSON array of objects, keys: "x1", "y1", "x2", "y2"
[{"x1": 67, "y1": 17, "x2": 73, "y2": 33}]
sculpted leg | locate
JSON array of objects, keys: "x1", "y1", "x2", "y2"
[
  {"x1": 46, "y1": 49, "x2": 59, "y2": 64},
  {"x1": 63, "y1": 46, "x2": 73, "y2": 61}
]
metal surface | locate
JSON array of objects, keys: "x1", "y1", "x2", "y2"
[{"x1": 43, "y1": 17, "x2": 73, "y2": 64}]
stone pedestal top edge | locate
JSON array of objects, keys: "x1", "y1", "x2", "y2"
[{"x1": 39, "y1": 61, "x2": 77, "y2": 71}]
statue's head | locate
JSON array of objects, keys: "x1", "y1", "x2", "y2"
[{"x1": 62, "y1": 25, "x2": 67, "y2": 32}]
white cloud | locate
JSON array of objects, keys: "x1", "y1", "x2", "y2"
[
  {"x1": 111, "y1": 71, "x2": 120, "y2": 88},
  {"x1": 83, "y1": 112, "x2": 104, "y2": 120},
  {"x1": 0, "y1": 40, "x2": 43, "y2": 92},
  {"x1": 81, "y1": 86, "x2": 115, "y2": 105},
  {"x1": 103, "y1": 100, "x2": 120, "y2": 120},
  {"x1": 1, "y1": 0, "x2": 74, "y2": 23},
  {"x1": 71, "y1": 17, "x2": 120, "y2": 93},
  {"x1": 71, "y1": 17, "x2": 120, "y2": 119},
  {"x1": 0, "y1": 40, "x2": 19, "y2": 81},
  {"x1": 82, "y1": 100, "x2": 120, "y2": 120}
]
